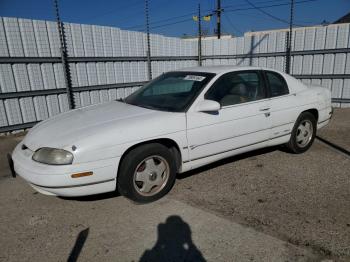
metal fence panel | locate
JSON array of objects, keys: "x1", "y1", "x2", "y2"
[{"x1": 0, "y1": 17, "x2": 350, "y2": 132}]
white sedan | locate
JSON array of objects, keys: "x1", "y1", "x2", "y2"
[{"x1": 9, "y1": 66, "x2": 333, "y2": 203}]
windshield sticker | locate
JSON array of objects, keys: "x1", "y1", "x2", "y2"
[{"x1": 183, "y1": 75, "x2": 206, "y2": 81}]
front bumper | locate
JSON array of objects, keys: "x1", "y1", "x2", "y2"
[{"x1": 11, "y1": 143, "x2": 120, "y2": 197}]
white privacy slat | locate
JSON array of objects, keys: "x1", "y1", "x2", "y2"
[
  {"x1": 76, "y1": 63, "x2": 89, "y2": 86},
  {"x1": 46, "y1": 21, "x2": 60, "y2": 57},
  {"x1": 0, "y1": 64, "x2": 16, "y2": 92},
  {"x1": 267, "y1": 32, "x2": 277, "y2": 53},
  {"x1": 33, "y1": 20, "x2": 51, "y2": 57},
  {"x1": 58, "y1": 94, "x2": 69, "y2": 112},
  {"x1": 311, "y1": 79, "x2": 321, "y2": 86},
  {"x1": 46, "y1": 95, "x2": 60, "y2": 117},
  {"x1": 18, "y1": 19, "x2": 38, "y2": 57},
  {"x1": 13, "y1": 64, "x2": 30, "y2": 91},
  {"x1": 90, "y1": 90, "x2": 101, "y2": 104},
  {"x1": 96, "y1": 62, "x2": 107, "y2": 85},
  {"x1": 87, "y1": 63, "x2": 98, "y2": 85},
  {"x1": 259, "y1": 34, "x2": 268, "y2": 53},
  {"x1": 236, "y1": 37, "x2": 244, "y2": 54},
  {"x1": 111, "y1": 28, "x2": 122, "y2": 57},
  {"x1": 333, "y1": 53, "x2": 346, "y2": 74},
  {"x1": 106, "y1": 62, "x2": 116, "y2": 84},
  {"x1": 243, "y1": 36, "x2": 252, "y2": 54},
  {"x1": 99, "y1": 90, "x2": 109, "y2": 103},
  {"x1": 120, "y1": 30, "x2": 130, "y2": 56},
  {"x1": 28, "y1": 64, "x2": 44, "y2": 90},
  {"x1": 19, "y1": 97, "x2": 36, "y2": 122},
  {"x1": 108, "y1": 89, "x2": 117, "y2": 101},
  {"x1": 325, "y1": 25, "x2": 337, "y2": 49},
  {"x1": 302, "y1": 55, "x2": 313, "y2": 75},
  {"x1": 41, "y1": 64, "x2": 57, "y2": 90},
  {"x1": 342, "y1": 79, "x2": 350, "y2": 99},
  {"x1": 345, "y1": 53, "x2": 350, "y2": 74},
  {"x1": 80, "y1": 91, "x2": 91, "y2": 107},
  {"x1": 275, "y1": 57, "x2": 284, "y2": 71},
  {"x1": 3, "y1": 17, "x2": 24, "y2": 57},
  {"x1": 322, "y1": 54, "x2": 334, "y2": 74},
  {"x1": 33, "y1": 96, "x2": 49, "y2": 120},
  {"x1": 74, "y1": 93, "x2": 81, "y2": 108},
  {"x1": 336, "y1": 24, "x2": 349, "y2": 49},
  {"x1": 102, "y1": 27, "x2": 113, "y2": 57},
  {"x1": 331, "y1": 79, "x2": 343, "y2": 99},
  {"x1": 122, "y1": 62, "x2": 131, "y2": 83},
  {"x1": 304, "y1": 28, "x2": 315, "y2": 50},
  {"x1": 81, "y1": 24, "x2": 94, "y2": 57},
  {"x1": 312, "y1": 55, "x2": 323, "y2": 75},
  {"x1": 5, "y1": 99, "x2": 23, "y2": 125},
  {"x1": 0, "y1": 18, "x2": 9, "y2": 56},
  {"x1": 53, "y1": 63, "x2": 65, "y2": 89},
  {"x1": 275, "y1": 31, "x2": 286, "y2": 52},
  {"x1": 0, "y1": 100, "x2": 8, "y2": 127},
  {"x1": 92, "y1": 25, "x2": 104, "y2": 57},
  {"x1": 293, "y1": 28, "x2": 304, "y2": 51},
  {"x1": 131, "y1": 62, "x2": 138, "y2": 82},
  {"x1": 114, "y1": 62, "x2": 123, "y2": 83},
  {"x1": 292, "y1": 56, "x2": 302, "y2": 75},
  {"x1": 228, "y1": 38, "x2": 236, "y2": 55},
  {"x1": 69, "y1": 63, "x2": 78, "y2": 87},
  {"x1": 266, "y1": 57, "x2": 275, "y2": 69},
  {"x1": 117, "y1": 88, "x2": 125, "y2": 99},
  {"x1": 63, "y1": 23, "x2": 74, "y2": 57},
  {"x1": 314, "y1": 26, "x2": 326, "y2": 50},
  {"x1": 70, "y1": 23, "x2": 84, "y2": 57}
]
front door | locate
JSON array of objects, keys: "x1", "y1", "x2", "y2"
[{"x1": 186, "y1": 70, "x2": 272, "y2": 161}]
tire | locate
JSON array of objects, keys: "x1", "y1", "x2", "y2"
[
  {"x1": 286, "y1": 112, "x2": 317, "y2": 154},
  {"x1": 117, "y1": 143, "x2": 177, "y2": 203}
]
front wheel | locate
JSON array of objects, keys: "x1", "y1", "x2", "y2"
[
  {"x1": 117, "y1": 143, "x2": 177, "y2": 203},
  {"x1": 286, "y1": 112, "x2": 317, "y2": 154}
]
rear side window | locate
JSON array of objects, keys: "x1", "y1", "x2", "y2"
[{"x1": 265, "y1": 71, "x2": 289, "y2": 97}]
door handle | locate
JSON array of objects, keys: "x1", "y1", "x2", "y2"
[{"x1": 259, "y1": 107, "x2": 270, "y2": 111}]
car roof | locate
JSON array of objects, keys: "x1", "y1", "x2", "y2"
[{"x1": 176, "y1": 65, "x2": 276, "y2": 75}]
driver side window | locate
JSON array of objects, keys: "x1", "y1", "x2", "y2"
[{"x1": 205, "y1": 71, "x2": 266, "y2": 107}]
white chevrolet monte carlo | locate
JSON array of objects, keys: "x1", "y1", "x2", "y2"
[{"x1": 10, "y1": 66, "x2": 333, "y2": 203}]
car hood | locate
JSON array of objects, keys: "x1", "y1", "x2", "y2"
[{"x1": 22, "y1": 101, "x2": 183, "y2": 151}]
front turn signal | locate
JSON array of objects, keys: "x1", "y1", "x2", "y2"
[{"x1": 71, "y1": 172, "x2": 93, "y2": 178}]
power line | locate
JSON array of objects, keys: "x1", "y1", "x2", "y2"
[
  {"x1": 243, "y1": 0, "x2": 311, "y2": 26},
  {"x1": 126, "y1": 0, "x2": 318, "y2": 33},
  {"x1": 224, "y1": 0, "x2": 318, "y2": 13},
  {"x1": 223, "y1": 13, "x2": 244, "y2": 35}
]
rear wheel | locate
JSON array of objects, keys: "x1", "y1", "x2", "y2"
[
  {"x1": 117, "y1": 143, "x2": 176, "y2": 203},
  {"x1": 286, "y1": 112, "x2": 316, "y2": 154}
]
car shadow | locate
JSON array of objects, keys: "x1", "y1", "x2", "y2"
[
  {"x1": 61, "y1": 146, "x2": 282, "y2": 202},
  {"x1": 59, "y1": 190, "x2": 120, "y2": 202},
  {"x1": 177, "y1": 145, "x2": 281, "y2": 180}
]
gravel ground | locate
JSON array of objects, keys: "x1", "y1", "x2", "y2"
[{"x1": 0, "y1": 109, "x2": 349, "y2": 261}]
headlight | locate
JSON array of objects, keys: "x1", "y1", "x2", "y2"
[{"x1": 32, "y1": 148, "x2": 73, "y2": 165}]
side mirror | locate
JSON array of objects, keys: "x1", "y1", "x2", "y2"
[{"x1": 196, "y1": 99, "x2": 221, "y2": 112}]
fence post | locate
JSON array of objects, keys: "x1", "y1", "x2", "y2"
[
  {"x1": 198, "y1": 4, "x2": 202, "y2": 66},
  {"x1": 54, "y1": 0, "x2": 75, "y2": 109},
  {"x1": 145, "y1": 0, "x2": 152, "y2": 80}
]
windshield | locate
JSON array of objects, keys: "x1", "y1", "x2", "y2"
[{"x1": 124, "y1": 71, "x2": 215, "y2": 112}]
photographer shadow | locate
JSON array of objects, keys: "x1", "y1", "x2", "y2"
[{"x1": 140, "y1": 215, "x2": 206, "y2": 262}]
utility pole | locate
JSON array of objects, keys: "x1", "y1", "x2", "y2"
[
  {"x1": 198, "y1": 4, "x2": 202, "y2": 66},
  {"x1": 54, "y1": 0, "x2": 75, "y2": 109},
  {"x1": 285, "y1": 0, "x2": 294, "y2": 74},
  {"x1": 216, "y1": 0, "x2": 222, "y2": 39},
  {"x1": 145, "y1": 0, "x2": 152, "y2": 80}
]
